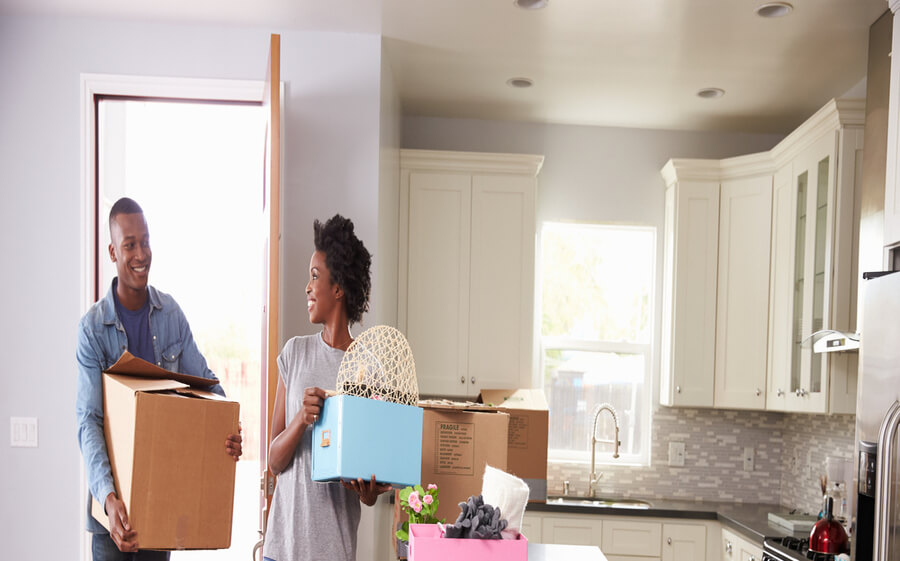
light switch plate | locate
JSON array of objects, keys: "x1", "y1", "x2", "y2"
[
  {"x1": 10, "y1": 417, "x2": 38, "y2": 448},
  {"x1": 668, "y1": 441, "x2": 685, "y2": 466}
]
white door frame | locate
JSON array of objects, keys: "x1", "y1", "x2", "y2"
[{"x1": 78, "y1": 73, "x2": 266, "y2": 560}]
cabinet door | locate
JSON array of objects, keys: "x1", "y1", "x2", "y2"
[
  {"x1": 661, "y1": 523, "x2": 707, "y2": 561},
  {"x1": 541, "y1": 515, "x2": 602, "y2": 546},
  {"x1": 602, "y1": 519, "x2": 662, "y2": 557},
  {"x1": 788, "y1": 133, "x2": 836, "y2": 413},
  {"x1": 714, "y1": 175, "x2": 772, "y2": 409},
  {"x1": 521, "y1": 512, "x2": 542, "y2": 543},
  {"x1": 406, "y1": 172, "x2": 472, "y2": 396},
  {"x1": 767, "y1": 163, "x2": 793, "y2": 411},
  {"x1": 660, "y1": 182, "x2": 719, "y2": 407},
  {"x1": 468, "y1": 174, "x2": 535, "y2": 395}
]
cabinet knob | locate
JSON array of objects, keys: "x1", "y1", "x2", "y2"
[
  {"x1": 471, "y1": 376, "x2": 476, "y2": 385},
  {"x1": 667, "y1": 537, "x2": 672, "y2": 545},
  {"x1": 777, "y1": 389, "x2": 784, "y2": 397},
  {"x1": 725, "y1": 541, "x2": 732, "y2": 555},
  {"x1": 460, "y1": 376, "x2": 466, "y2": 384},
  {"x1": 676, "y1": 386, "x2": 681, "y2": 394},
  {"x1": 756, "y1": 388, "x2": 761, "y2": 396}
]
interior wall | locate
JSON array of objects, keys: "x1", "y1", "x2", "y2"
[{"x1": 0, "y1": 15, "x2": 382, "y2": 560}]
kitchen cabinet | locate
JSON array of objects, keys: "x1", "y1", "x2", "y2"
[
  {"x1": 661, "y1": 522, "x2": 706, "y2": 561},
  {"x1": 661, "y1": 98, "x2": 864, "y2": 415},
  {"x1": 766, "y1": 100, "x2": 864, "y2": 414},
  {"x1": 529, "y1": 511, "x2": 711, "y2": 561},
  {"x1": 602, "y1": 518, "x2": 661, "y2": 557},
  {"x1": 722, "y1": 527, "x2": 763, "y2": 561},
  {"x1": 522, "y1": 512, "x2": 543, "y2": 543},
  {"x1": 541, "y1": 514, "x2": 603, "y2": 546},
  {"x1": 398, "y1": 150, "x2": 543, "y2": 397},
  {"x1": 714, "y1": 173, "x2": 773, "y2": 410},
  {"x1": 659, "y1": 175, "x2": 719, "y2": 407},
  {"x1": 660, "y1": 155, "x2": 772, "y2": 410}
]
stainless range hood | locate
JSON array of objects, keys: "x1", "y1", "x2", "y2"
[{"x1": 807, "y1": 329, "x2": 860, "y2": 353}]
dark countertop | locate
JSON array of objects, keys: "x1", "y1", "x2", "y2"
[
  {"x1": 527, "y1": 498, "x2": 811, "y2": 544},
  {"x1": 528, "y1": 542, "x2": 607, "y2": 561}
]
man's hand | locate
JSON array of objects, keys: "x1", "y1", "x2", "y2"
[
  {"x1": 225, "y1": 422, "x2": 242, "y2": 461},
  {"x1": 341, "y1": 474, "x2": 393, "y2": 507},
  {"x1": 104, "y1": 492, "x2": 138, "y2": 552}
]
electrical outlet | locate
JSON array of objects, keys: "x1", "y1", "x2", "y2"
[
  {"x1": 669, "y1": 441, "x2": 685, "y2": 467},
  {"x1": 10, "y1": 417, "x2": 38, "y2": 448},
  {"x1": 743, "y1": 446, "x2": 755, "y2": 471}
]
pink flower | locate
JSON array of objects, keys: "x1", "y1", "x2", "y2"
[
  {"x1": 423, "y1": 494, "x2": 433, "y2": 505},
  {"x1": 408, "y1": 491, "x2": 423, "y2": 513},
  {"x1": 427, "y1": 484, "x2": 438, "y2": 490}
]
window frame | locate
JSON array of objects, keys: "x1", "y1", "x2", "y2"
[{"x1": 538, "y1": 221, "x2": 656, "y2": 467}]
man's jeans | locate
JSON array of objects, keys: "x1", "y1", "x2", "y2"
[{"x1": 91, "y1": 533, "x2": 171, "y2": 561}]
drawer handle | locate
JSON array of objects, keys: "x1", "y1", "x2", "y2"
[
  {"x1": 756, "y1": 388, "x2": 762, "y2": 396},
  {"x1": 725, "y1": 541, "x2": 732, "y2": 555},
  {"x1": 471, "y1": 376, "x2": 476, "y2": 385},
  {"x1": 667, "y1": 537, "x2": 672, "y2": 545},
  {"x1": 460, "y1": 376, "x2": 466, "y2": 384},
  {"x1": 676, "y1": 386, "x2": 681, "y2": 394}
]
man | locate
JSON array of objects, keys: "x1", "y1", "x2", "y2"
[{"x1": 76, "y1": 197, "x2": 242, "y2": 559}]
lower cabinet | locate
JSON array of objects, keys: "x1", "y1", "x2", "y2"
[
  {"x1": 540, "y1": 514, "x2": 603, "y2": 546},
  {"x1": 527, "y1": 512, "x2": 714, "y2": 561},
  {"x1": 722, "y1": 527, "x2": 763, "y2": 561}
]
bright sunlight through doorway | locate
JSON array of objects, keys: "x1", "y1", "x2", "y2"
[{"x1": 96, "y1": 98, "x2": 266, "y2": 560}]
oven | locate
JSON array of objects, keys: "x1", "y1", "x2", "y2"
[{"x1": 762, "y1": 536, "x2": 840, "y2": 561}]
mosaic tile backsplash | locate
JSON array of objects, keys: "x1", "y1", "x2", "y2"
[{"x1": 547, "y1": 406, "x2": 855, "y2": 514}]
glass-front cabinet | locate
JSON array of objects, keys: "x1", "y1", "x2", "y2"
[
  {"x1": 788, "y1": 135, "x2": 833, "y2": 412},
  {"x1": 767, "y1": 100, "x2": 864, "y2": 414}
]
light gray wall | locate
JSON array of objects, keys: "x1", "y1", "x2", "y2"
[{"x1": 0, "y1": 14, "x2": 383, "y2": 560}]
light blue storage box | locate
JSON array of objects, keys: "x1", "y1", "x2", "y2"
[{"x1": 311, "y1": 394, "x2": 423, "y2": 488}]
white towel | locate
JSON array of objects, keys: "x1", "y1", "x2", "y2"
[{"x1": 481, "y1": 464, "x2": 530, "y2": 539}]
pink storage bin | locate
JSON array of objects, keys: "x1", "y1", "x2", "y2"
[{"x1": 407, "y1": 523, "x2": 528, "y2": 561}]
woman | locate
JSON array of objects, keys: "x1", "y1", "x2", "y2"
[{"x1": 263, "y1": 215, "x2": 392, "y2": 561}]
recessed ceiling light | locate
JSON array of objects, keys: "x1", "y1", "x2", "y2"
[
  {"x1": 514, "y1": 0, "x2": 549, "y2": 9},
  {"x1": 507, "y1": 77, "x2": 534, "y2": 88},
  {"x1": 756, "y1": 2, "x2": 793, "y2": 18},
  {"x1": 697, "y1": 88, "x2": 725, "y2": 99}
]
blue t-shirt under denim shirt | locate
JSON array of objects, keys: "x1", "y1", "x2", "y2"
[
  {"x1": 76, "y1": 278, "x2": 224, "y2": 534},
  {"x1": 113, "y1": 282, "x2": 154, "y2": 364}
]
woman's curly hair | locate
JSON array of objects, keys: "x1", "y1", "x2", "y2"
[{"x1": 313, "y1": 214, "x2": 372, "y2": 326}]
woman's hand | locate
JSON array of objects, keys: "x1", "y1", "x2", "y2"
[
  {"x1": 342, "y1": 474, "x2": 394, "y2": 506},
  {"x1": 299, "y1": 387, "x2": 328, "y2": 425},
  {"x1": 225, "y1": 422, "x2": 242, "y2": 461}
]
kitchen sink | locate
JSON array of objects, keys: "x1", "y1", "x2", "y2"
[{"x1": 546, "y1": 495, "x2": 652, "y2": 509}]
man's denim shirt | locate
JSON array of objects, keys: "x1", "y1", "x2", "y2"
[{"x1": 76, "y1": 279, "x2": 224, "y2": 532}]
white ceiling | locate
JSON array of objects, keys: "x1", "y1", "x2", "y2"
[{"x1": 0, "y1": 0, "x2": 888, "y2": 133}]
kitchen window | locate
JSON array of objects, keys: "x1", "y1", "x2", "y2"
[{"x1": 539, "y1": 222, "x2": 655, "y2": 465}]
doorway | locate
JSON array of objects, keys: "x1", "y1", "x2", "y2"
[{"x1": 95, "y1": 96, "x2": 265, "y2": 561}]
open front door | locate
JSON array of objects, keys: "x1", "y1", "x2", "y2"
[{"x1": 256, "y1": 32, "x2": 281, "y2": 557}]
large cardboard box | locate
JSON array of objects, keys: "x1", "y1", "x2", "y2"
[
  {"x1": 479, "y1": 389, "x2": 549, "y2": 502},
  {"x1": 419, "y1": 403, "x2": 509, "y2": 523},
  {"x1": 90, "y1": 352, "x2": 239, "y2": 550},
  {"x1": 311, "y1": 394, "x2": 423, "y2": 487}
]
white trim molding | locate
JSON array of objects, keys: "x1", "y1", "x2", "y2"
[
  {"x1": 400, "y1": 148, "x2": 545, "y2": 176},
  {"x1": 890, "y1": 0, "x2": 900, "y2": 13}
]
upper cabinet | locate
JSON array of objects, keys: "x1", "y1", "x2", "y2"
[
  {"x1": 660, "y1": 156, "x2": 773, "y2": 410},
  {"x1": 661, "y1": 99, "x2": 864, "y2": 414},
  {"x1": 767, "y1": 101, "x2": 864, "y2": 414},
  {"x1": 398, "y1": 149, "x2": 543, "y2": 398}
]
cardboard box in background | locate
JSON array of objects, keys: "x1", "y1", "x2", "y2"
[
  {"x1": 91, "y1": 352, "x2": 239, "y2": 550},
  {"x1": 311, "y1": 394, "x2": 423, "y2": 487},
  {"x1": 409, "y1": 403, "x2": 509, "y2": 524},
  {"x1": 479, "y1": 389, "x2": 549, "y2": 502}
]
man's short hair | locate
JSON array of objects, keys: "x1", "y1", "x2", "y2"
[{"x1": 109, "y1": 197, "x2": 144, "y2": 233}]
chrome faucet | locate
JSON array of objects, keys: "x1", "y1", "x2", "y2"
[{"x1": 589, "y1": 403, "x2": 620, "y2": 498}]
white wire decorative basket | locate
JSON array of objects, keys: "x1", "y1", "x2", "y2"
[{"x1": 335, "y1": 325, "x2": 419, "y2": 407}]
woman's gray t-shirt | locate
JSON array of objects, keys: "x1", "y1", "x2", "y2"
[{"x1": 263, "y1": 333, "x2": 361, "y2": 561}]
